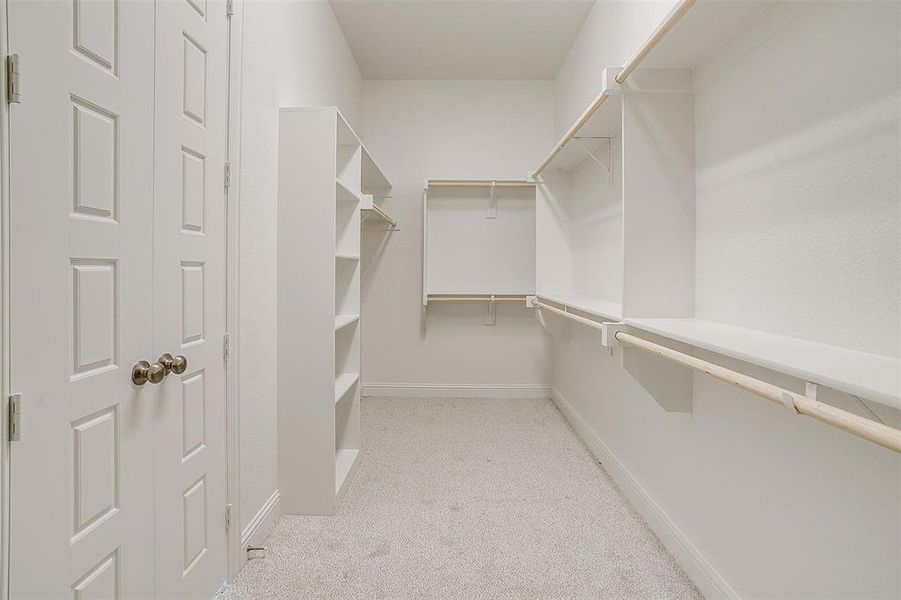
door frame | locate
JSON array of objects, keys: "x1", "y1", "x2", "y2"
[
  {"x1": 0, "y1": 0, "x2": 245, "y2": 592},
  {"x1": 225, "y1": 0, "x2": 244, "y2": 582},
  {"x1": 0, "y1": 0, "x2": 10, "y2": 597}
]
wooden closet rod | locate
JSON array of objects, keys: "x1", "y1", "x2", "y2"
[
  {"x1": 531, "y1": 0, "x2": 696, "y2": 177},
  {"x1": 428, "y1": 179, "x2": 536, "y2": 188},
  {"x1": 615, "y1": 0, "x2": 697, "y2": 83},
  {"x1": 615, "y1": 331, "x2": 901, "y2": 454},
  {"x1": 532, "y1": 300, "x2": 605, "y2": 330},
  {"x1": 369, "y1": 204, "x2": 397, "y2": 228},
  {"x1": 428, "y1": 295, "x2": 528, "y2": 303}
]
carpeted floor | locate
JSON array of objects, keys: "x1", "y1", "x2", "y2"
[{"x1": 226, "y1": 397, "x2": 701, "y2": 599}]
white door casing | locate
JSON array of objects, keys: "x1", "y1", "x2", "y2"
[
  {"x1": 153, "y1": 0, "x2": 230, "y2": 597},
  {"x1": 7, "y1": 0, "x2": 231, "y2": 597},
  {"x1": 8, "y1": 0, "x2": 156, "y2": 597}
]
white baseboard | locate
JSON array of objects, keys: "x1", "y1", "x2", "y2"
[
  {"x1": 552, "y1": 390, "x2": 739, "y2": 600},
  {"x1": 362, "y1": 382, "x2": 552, "y2": 399},
  {"x1": 240, "y1": 490, "x2": 281, "y2": 552}
]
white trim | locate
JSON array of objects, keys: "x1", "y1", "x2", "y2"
[
  {"x1": 362, "y1": 382, "x2": 552, "y2": 399},
  {"x1": 0, "y1": 0, "x2": 11, "y2": 595},
  {"x1": 240, "y1": 490, "x2": 280, "y2": 554},
  {"x1": 224, "y1": 0, "x2": 244, "y2": 581},
  {"x1": 551, "y1": 389, "x2": 740, "y2": 600}
]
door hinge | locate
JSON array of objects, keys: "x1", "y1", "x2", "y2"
[
  {"x1": 223, "y1": 333, "x2": 231, "y2": 360},
  {"x1": 224, "y1": 162, "x2": 231, "y2": 190},
  {"x1": 8, "y1": 393, "x2": 22, "y2": 442},
  {"x1": 226, "y1": 0, "x2": 234, "y2": 18},
  {"x1": 6, "y1": 54, "x2": 21, "y2": 104},
  {"x1": 225, "y1": 503, "x2": 233, "y2": 530}
]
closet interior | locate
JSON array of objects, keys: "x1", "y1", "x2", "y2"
[{"x1": 264, "y1": 0, "x2": 899, "y2": 595}]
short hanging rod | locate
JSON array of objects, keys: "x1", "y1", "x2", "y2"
[
  {"x1": 427, "y1": 294, "x2": 528, "y2": 303},
  {"x1": 531, "y1": 0, "x2": 696, "y2": 178},
  {"x1": 615, "y1": 331, "x2": 901, "y2": 454},
  {"x1": 368, "y1": 204, "x2": 397, "y2": 228},
  {"x1": 428, "y1": 179, "x2": 536, "y2": 189},
  {"x1": 532, "y1": 300, "x2": 605, "y2": 330}
]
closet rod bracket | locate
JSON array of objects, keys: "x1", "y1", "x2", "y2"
[
  {"x1": 601, "y1": 322, "x2": 628, "y2": 349},
  {"x1": 485, "y1": 295, "x2": 496, "y2": 326}
]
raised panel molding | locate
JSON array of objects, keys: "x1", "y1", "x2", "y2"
[
  {"x1": 181, "y1": 147, "x2": 205, "y2": 233},
  {"x1": 182, "y1": 33, "x2": 207, "y2": 125},
  {"x1": 185, "y1": 0, "x2": 206, "y2": 18},
  {"x1": 180, "y1": 261, "x2": 205, "y2": 346},
  {"x1": 71, "y1": 259, "x2": 118, "y2": 377},
  {"x1": 72, "y1": 550, "x2": 119, "y2": 600},
  {"x1": 182, "y1": 477, "x2": 207, "y2": 575},
  {"x1": 73, "y1": 0, "x2": 118, "y2": 73},
  {"x1": 72, "y1": 97, "x2": 118, "y2": 220},
  {"x1": 71, "y1": 408, "x2": 119, "y2": 538},
  {"x1": 181, "y1": 370, "x2": 206, "y2": 461}
]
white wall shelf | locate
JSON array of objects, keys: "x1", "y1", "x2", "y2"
[
  {"x1": 625, "y1": 318, "x2": 901, "y2": 411},
  {"x1": 335, "y1": 252, "x2": 360, "y2": 261},
  {"x1": 334, "y1": 373, "x2": 360, "y2": 404},
  {"x1": 537, "y1": 293, "x2": 622, "y2": 322},
  {"x1": 423, "y1": 179, "x2": 536, "y2": 307},
  {"x1": 336, "y1": 178, "x2": 364, "y2": 204},
  {"x1": 334, "y1": 314, "x2": 360, "y2": 331}
]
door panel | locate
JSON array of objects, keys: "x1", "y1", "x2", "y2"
[
  {"x1": 153, "y1": 0, "x2": 230, "y2": 597},
  {"x1": 8, "y1": 0, "x2": 155, "y2": 597}
]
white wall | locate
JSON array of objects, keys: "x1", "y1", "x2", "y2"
[
  {"x1": 361, "y1": 81, "x2": 554, "y2": 392},
  {"x1": 552, "y1": 1, "x2": 901, "y2": 597},
  {"x1": 238, "y1": 0, "x2": 363, "y2": 532},
  {"x1": 553, "y1": 0, "x2": 675, "y2": 137}
]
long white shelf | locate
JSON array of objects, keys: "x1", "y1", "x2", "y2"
[
  {"x1": 335, "y1": 448, "x2": 360, "y2": 498},
  {"x1": 624, "y1": 318, "x2": 901, "y2": 410},
  {"x1": 334, "y1": 314, "x2": 360, "y2": 331},
  {"x1": 336, "y1": 178, "x2": 363, "y2": 204},
  {"x1": 334, "y1": 373, "x2": 359, "y2": 404},
  {"x1": 537, "y1": 293, "x2": 622, "y2": 322},
  {"x1": 335, "y1": 252, "x2": 360, "y2": 261}
]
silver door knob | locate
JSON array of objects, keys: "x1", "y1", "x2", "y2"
[
  {"x1": 159, "y1": 353, "x2": 188, "y2": 375},
  {"x1": 132, "y1": 360, "x2": 166, "y2": 386}
]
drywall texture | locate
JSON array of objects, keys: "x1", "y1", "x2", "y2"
[
  {"x1": 552, "y1": 2, "x2": 901, "y2": 597},
  {"x1": 694, "y1": 1, "x2": 901, "y2": 357},
  {"x1": 361, "y1": 81, "x2": 554, "y2": 389},
  {"x1": 553, "y1": 0, "x2": 676, "y2": 137},
  {"x1": 239, "y1": 0, "x2": 363, "y2": 532}
]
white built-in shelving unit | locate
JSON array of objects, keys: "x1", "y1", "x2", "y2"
[
  {"x1": 422, "y1": 180, "x2": 536, "y2": 310},
  {"x1": 530, "y1": 0, "x2": 901, "y2": 449},
  {"x1": 277, "y1": 107, "x2": 392, "y2": 514}
]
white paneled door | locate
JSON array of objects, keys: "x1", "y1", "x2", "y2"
[
  {"x1": 7, "y1": 0, "x2": 231, "y2": 598},
  {"x1": 153, "y1": 0, "x2": 230, "y2": 597}
]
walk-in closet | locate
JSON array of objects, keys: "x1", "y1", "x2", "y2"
[{"x1": 2, "y1": 0, "x2": 898, "y2": 598}]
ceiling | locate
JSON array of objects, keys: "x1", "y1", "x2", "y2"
[{"x1": 329, "y1": 0, "x2": 595, "y2": 80}]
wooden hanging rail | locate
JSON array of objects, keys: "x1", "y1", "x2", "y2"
[
  {"x1": 427, "y1": 179, "x2": 536, "y2": 188},
  {"x1": 614, "y1": 330, "x2": 901, "y2": 454},
  {"x1": 531, "y1": 0, "x2": 696, "y2": 177},
  {"x1": 427, "y1": 294, "x2": 529, "y2": 303},
  {"x1": 614, "y1": 0, "x2": 697, "y2": 83},
  {"x1": 532, "y1": 300, "x2": 605, "y2": 330},
  {"x1": 364, "y1": 203, "x2": 397, "y2": 228}
]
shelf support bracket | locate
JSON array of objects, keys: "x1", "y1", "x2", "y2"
[
  {"x1": 573, "y1": 137, "x2": 613, "y2": 184},
  {"x1": 485, "y1": 295, "x2": 496, "y2": 326},
  {"x1": 486, "y1": 181, "x2": 497, "y2": 219}
]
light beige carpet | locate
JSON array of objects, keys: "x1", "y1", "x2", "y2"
[{"x1": 226, "y1": 398, "x2": 701, "y2": 599}]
